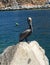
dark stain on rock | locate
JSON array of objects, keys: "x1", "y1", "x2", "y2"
[
  {"x1": 0, "y1": 62, "x2": 1, "y2": 65},
  {"x1": 27, "y1": 58, "x2": 31, "y2": 64}
]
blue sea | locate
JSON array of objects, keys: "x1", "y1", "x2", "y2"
[{"x1": 0, "y1": 10, "x2": 50, "y2": 63}]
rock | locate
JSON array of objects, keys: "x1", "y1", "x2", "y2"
[
  {"x1": 0, "y1": 41, "x2": 49, "y2": 65},
  {"x1": 0, "y1": 0, "x2": 48, "y2": 10},
  {"x1": 1, "y1": 45, "x2": 18, "y2": 65},
  {"x1": 0, "y1": 54, "x2": 2, "y2": 65}
]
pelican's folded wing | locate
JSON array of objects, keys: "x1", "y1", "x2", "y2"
[{"x1": 20, "y1": 29, "x2": 31, "y2": 40}]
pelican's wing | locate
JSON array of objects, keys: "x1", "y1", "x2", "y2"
[
  {"x1": 23, "y1": 29, "x2": 31, "y2": 34},
  {"x1": 20, "y1": 29, "x2": 31, "y2": 40}
]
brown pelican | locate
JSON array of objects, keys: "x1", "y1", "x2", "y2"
[{"x1": 19, "y1": 17, "x2": 33, "y2": 42}]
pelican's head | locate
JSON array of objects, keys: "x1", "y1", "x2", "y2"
[
  {"x1": 27, "y1": 17, "x2": 32, "y2": 26},
  {"x1": 27, "y1": 17, "x2": 33, "y2": 31},
  {"x1": 27, "y1": 17, "x2": 32, "y2": 23}
]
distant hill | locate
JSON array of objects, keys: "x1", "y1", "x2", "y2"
[
  {"x1": 0, "y1": 0, "x2": 48, "y2": 9},
  {"x1": 1, "y1": 0, "x2": 47, "y2": 5},
  {"x1": 16, "y1": 0, "x2": 47, "y2": 5}
]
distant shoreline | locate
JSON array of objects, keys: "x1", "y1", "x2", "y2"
[{"x1": 0, "y1": 7, "x2": 50, "y2": 11}]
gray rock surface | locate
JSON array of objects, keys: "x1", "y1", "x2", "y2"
[
  {"x1": 1, "y1": 45, "x2": 18, "y2": 65},
  {"x1": 0, "y1": 41, "x2": 49, "y2": 65}
]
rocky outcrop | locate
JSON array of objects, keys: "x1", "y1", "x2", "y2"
[
  {"x1": 0, "y1": 41, "x2": 49, "y2": 65},
  {"x1": 1, "y1": 0, "x2": 47, "y2": 5},
  {"x1": 16, "y1": 0, "x2": 47, "y2": 5},
  {"x1": 0, "y1": 0, "x2": 48, "y2": 10},
  {"x1": 1, "y1": 45, "x2": 17, "y2": 65}
]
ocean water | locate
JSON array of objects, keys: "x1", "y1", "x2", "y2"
[{"x1": 0, "y1": 10, "x2": 50, "y2": 63}]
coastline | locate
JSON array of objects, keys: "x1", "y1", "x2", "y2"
[{"x1": 0, "y1": 7, "x2": 50, "y2": 11}]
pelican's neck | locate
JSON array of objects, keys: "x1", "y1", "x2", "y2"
[{"x1": 29, "y1": 22, "x2": 33, "y2": 32}]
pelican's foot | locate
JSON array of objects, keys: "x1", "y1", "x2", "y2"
[{"x1": 27, "y1": 41, "x2": 30, "y2": 44}]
